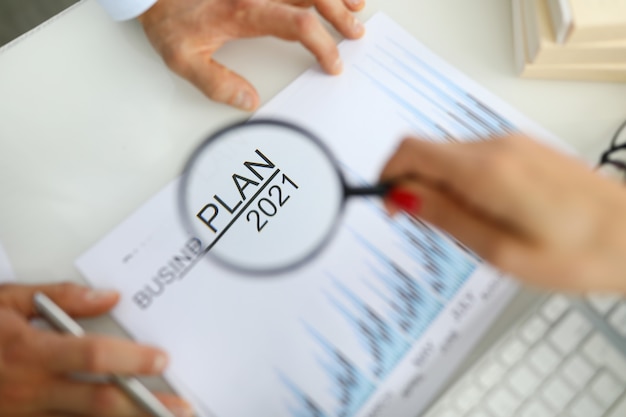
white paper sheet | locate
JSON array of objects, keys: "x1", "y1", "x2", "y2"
[{"x1": 76, "y1": 13, "x2": 566, "y2": 417}]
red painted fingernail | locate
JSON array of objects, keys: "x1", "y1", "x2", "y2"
[{"x1": 389, "y1": 189, "x2": 421, "y2": 213}]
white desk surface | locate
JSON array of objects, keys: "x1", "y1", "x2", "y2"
[{"x1": 1, "y1": 0, "x2": 626, "y2": 286}]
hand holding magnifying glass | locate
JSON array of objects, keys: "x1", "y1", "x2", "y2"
[{"x1": 179, "y1": 118, "x2": 396, "y2": 274}]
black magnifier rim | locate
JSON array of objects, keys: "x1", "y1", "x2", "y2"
[{"x1": 178, "y1": 117, "x2": 350, "y2": 275}]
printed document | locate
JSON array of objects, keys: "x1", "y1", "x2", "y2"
[{"x1": 76, "y1": 13, "x2": 565, "y2": 417}]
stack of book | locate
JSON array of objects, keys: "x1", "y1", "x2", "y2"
[{"x1": 512, "y1": 0, "x2": 626, "y2": 81}]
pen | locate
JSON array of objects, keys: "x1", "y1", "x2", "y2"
[{"x1": 33, "y1": 291, "x2": 176, "y2": 417}]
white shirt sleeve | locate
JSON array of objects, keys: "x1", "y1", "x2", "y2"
[{"x1": 96, "y1": 0, "x2": 158, "y2": 21}]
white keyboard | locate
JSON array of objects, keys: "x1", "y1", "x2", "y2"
[{"x1": 422, "y1": 293, "x2": 626, "y2": 417}]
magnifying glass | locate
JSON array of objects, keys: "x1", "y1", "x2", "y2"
[{"x1": 179, "y1": 118, "x2": 391, "y2": 274}]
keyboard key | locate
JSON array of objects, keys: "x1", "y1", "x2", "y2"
[
  {"x1": 587, "y1": 293, "x2": 621, "y2": 316},
  {"x1": 541, "y1": 294, "x2": 570, "y2": 323},
  {"x1": 466, "y1": 412, "x2": 490, "y2": 417},
  {"x1": 608, "y1": 302, "x2": 626, "y2": 338},
  {"x1": 602, "y1": 344, "x2": 626, "y2": 378},
  {"x1": 607, "y1": 393, "x2": 626, "y2": 417},
  {"x1": 542, "y1": 375, "x2": 575, "y2": 412},
  {"x1": 427, "y1": 409, "x2": 457, "y2": 417},
  {"x1": 518, "y1": 400, "x2": 552, "y2": 417},
  {"x1": 508, "y1": 364, "x2": 541, "y2": 398},
  {"x1": 583, "y1": 332, "x2": 610, "y2": 367},
  {"x1": 528, "y1": 342, "x2": 561, "y2": 377},
  {"x1": 454, "y1": 384, "x2": 483, "y2": 413},
  {"x1": 520, "y1": 316, "x2": 548, "y2": 345},
  {"x1": 477, "y1": 360, "x2": 505, "y2": 389},
  {"x1": 590, "y1": 370, "x2": 624, "y2": 409},
  {"x1": 548, "y1": 310, "x2": 592, "y2": 355},
  {"x1": 569, "y1": 394, "x2": 605, "y2": 417},
  {"x1": 422, "y1": 402, "x2": 456, "y2": 417},
  {"x1": 499, "y1": 336, "x2": 528, "y2": 366},
  {"x1": 582, "y1": 333, "x2": 626, "y2": 382},
  {"x1": 561, "y1": 353, "x2": 597, "y2": 390},
  {"x1": 485, "y1": 386, "x2": 521, "y2": 417}
]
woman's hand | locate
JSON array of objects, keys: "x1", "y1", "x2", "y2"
[{"x1": 380, "y1": 135, "x2": 626, "y2": 293}]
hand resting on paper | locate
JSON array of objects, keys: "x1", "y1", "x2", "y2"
[
  {"x1": 0, "y1": 282, "x2": 192, "y2": 417},
  {"x1": 138, "y1": 0, "x2": 366, "y2": 111},
  {"x1": 380, "y1": 134, "x2": 626, "y2": 294}
]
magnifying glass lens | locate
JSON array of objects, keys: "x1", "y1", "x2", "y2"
[{"x1": 181, "y1": 120, "x2": 345, "y2": 273}]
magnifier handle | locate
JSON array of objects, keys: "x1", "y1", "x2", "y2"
[{"x1": 344, "y1": 183, "x2": 392, "y2": 197}]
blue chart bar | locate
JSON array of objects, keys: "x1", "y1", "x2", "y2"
[
  {"x1": 356, "y1": 198, "x2": 479, "y2": 301},
  {"x1": 388, "y1": 214, "x2": 479, "y2": 301},
  {"x1": 279, "y1": 323, "x2": 376, "y2": 417},
  {"x1": 348, "y1": 230, "x2": 443, "y2": 340},
  {"x1": 353, "y1": 38, "x2": 517, "y2": 140},
  {"x1": 385, "y1": 38, "x2": 516, "y2": 135},
  {"x1": 353, "y1": 65, "x2": 453, "y2": 140},
  {"x1": 366, "y1": 53, "x2": 490, "y2": 139},
  {"x1": 326, "y1": 276, "x2": 411, "y2": 379},
  {"x1": 279, "y1": 372, "x2": 328, "y2": 417}
]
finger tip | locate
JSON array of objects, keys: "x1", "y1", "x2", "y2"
[
  {"x1": 248, "y1": 97, "x2": 260, "y2": 112},
  {"x1": 238, "y1": 103, "x2": 258, "y2": 112},
  {"x1": 84, "y1": 288, "x2": 120, "y2": 304},
  {"x1": 346, "y1": 0, "x2": 365, "y2": 11},
  {"x1": 345, "y1": 31, "x2": 365, "y2": 41},
  {"x1": 329, "y1": 58, "x2": 343, "y2": 75},
  {"x1": 170, "y1": 401, "x2": 196, "y2": 417},
  {"x1": 353, "y1": 23, "x2": 366, "y2": 38},
  {"x1": 231, "y1": 89, "x2": 259, "y2": 111},
  {"x1": 153, "y1": 351, "x2": 170, "y2": 372},
  {"x1": 232, "y1": 92, "x2": 251, "y2": 111},
  {"x1": 248, "y1": 91, "x2": 261, "y2": 111},
  {"x1": 158, "y1": 395, "x2": 195, "y2": 417}
]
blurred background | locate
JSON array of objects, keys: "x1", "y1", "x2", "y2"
[{"x1": 0, "y1": 0, "x2": 79, "y2": 46}]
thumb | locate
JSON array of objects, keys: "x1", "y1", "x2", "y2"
[
  {"x1": 172, "y1": 53, "x2": 260, "y2": 111},
  {"x1": 0, "y1": 282, "x2": 119, "y2": 319}
]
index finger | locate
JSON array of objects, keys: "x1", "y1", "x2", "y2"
[
  {"x1": 310, "y1": 0, "x2": 365, "y2": 40},
  {"x1": 380, "y1": 136, "x2": 536, "y2": 225},
  {"x1": 0, "y1": 282, "x2": 118, "y2": 319},
  {"x1": 243, "y1": 3, "x2": 343, "y2": 74},
  {"x1": 20, "y1": 330, "x2": 168, "y2": 375}
]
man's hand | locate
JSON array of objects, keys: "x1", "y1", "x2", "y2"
[
  {"x1": 138, "y1": 0, "x2": 365, "y2": 110},
  {"x1": 0, "y1": 282, "x2": 193, "y2": 417}
]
